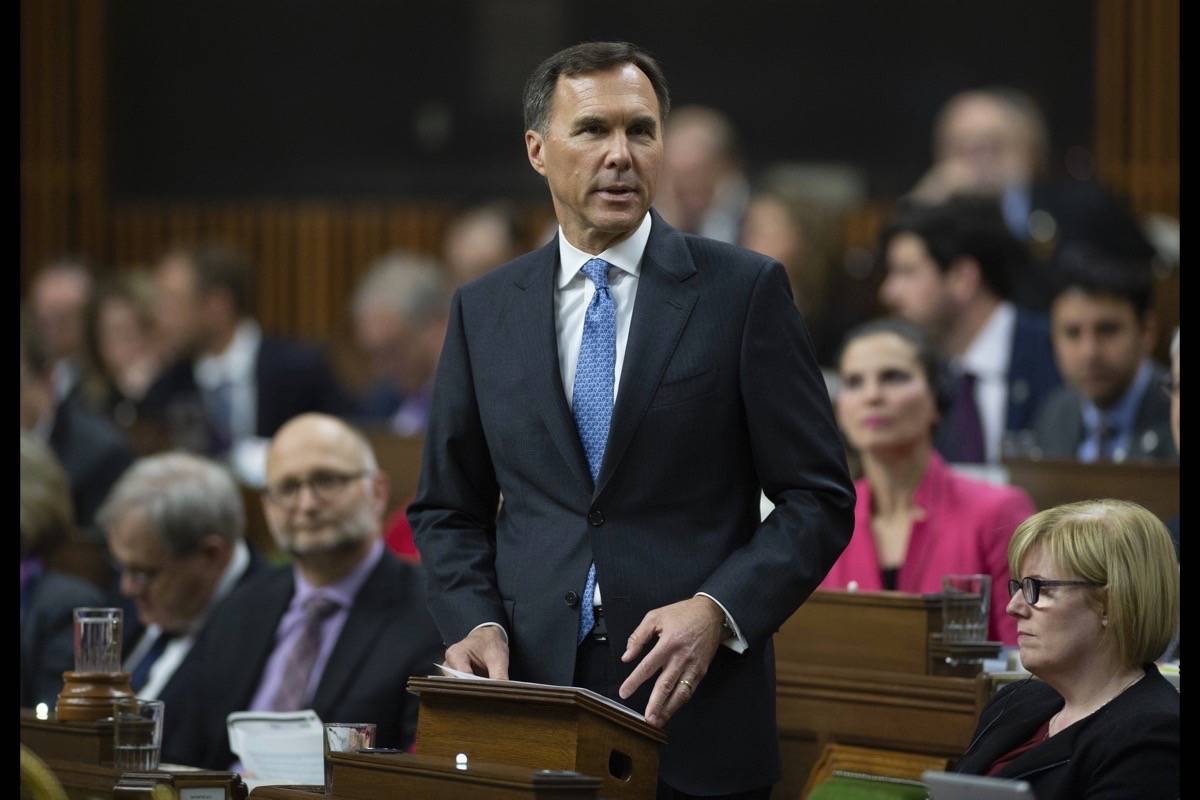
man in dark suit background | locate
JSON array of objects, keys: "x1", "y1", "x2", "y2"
[
  {"x1": 98, "y1": 451, "x2": 260, "y2": 764},
  {"x1": 409, "y1": 42, "x2": 855, "y2": 799},
  {"x1": 176, "y1": 413, "x2": 441, "y2": 770},
  {"x1": 878, "y1": 195, "x2": 1061, "y2": 464},
  {"x1": 1031, "y1": 247, "x2": 1175, "y2": 462},
  {"x1": 140, "y1": 244, "x2": 355, "y2": 464},
  {"x1": 21, "y1": 310, "x2": 135, "y2": 536}
]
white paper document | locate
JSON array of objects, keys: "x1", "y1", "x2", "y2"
[
  {"x1": 226, "y1": 709, "x2": 324, "y2": 791},
  {"x1": 433, "y1": 663, "x2": 647, "y2": 723}
]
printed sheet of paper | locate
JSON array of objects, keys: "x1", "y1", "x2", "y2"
[
  {"x1": 226, "y1": 709, "x2": 324, "y2": 792},
  {"x1": 434, "y1": 663, "x2": 646, "y2": 722}
]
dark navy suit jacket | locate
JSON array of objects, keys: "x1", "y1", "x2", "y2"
[{"x1": 409, "y1": 211, "x2": 855, "y2": 794}]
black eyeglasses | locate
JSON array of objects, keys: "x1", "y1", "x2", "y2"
[
  {"x1": 1008, "y1": 577, "x2": 1103, "y2": 606},
  {"x1": 263, "y1": 470, "x2": 369, "y2": 507}
]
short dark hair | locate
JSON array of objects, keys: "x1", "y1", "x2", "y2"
[
  {"x1": 191, "y1": 244, "x2": 255, "y2": 317},
  {"x1": 837, "y1": 317, "x2": 956, "y2": 418},
  {"x1": 879, "y1": 194, "x2": 1028, "y2": 301},
  {"x1": 1051, "y1": 244, "x2": 1154, "y2": 320},
  {"x1": 523, "y1": 41, "x2": 671, "y2": 134}
]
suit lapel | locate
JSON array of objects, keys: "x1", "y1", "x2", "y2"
[
  {"x1": 312, "y1": 555, "x2": 391, "y2": 712},
  {"x1": 228, "y1": 571, "x2": 294, "y2": 709},
  {"x1": 512, "y1": 238, "x2": 594, "y2": 490},
  {"x1": 595, "y1": 213, "x2": 698, "y2": 497}
]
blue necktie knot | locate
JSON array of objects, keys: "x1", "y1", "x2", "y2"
[{"x1": 581, "y1": 258, "x2": 611, "y2": 292}]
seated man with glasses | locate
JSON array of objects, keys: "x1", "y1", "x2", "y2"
[
  {"x1": 99, "y1": 452, "x2": 261, "y2": 764},
  {"x1": 954, "y1": 499, "x2": 1179, "y2": 798},
  {"x1": 172, "y1": 413, "x2": 442, "y2": 771}
]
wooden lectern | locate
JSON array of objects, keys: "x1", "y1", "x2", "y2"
[
  {"x1": 408, "y1": 675, "x2": 666, "y2": 800},
  {"x1": 773, "y1": 591, "x2": 1000, "y2": 799}
]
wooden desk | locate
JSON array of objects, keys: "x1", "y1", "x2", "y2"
[
  {"x1": 21, "y1": 710, "x2": 245, "y2": 800},
  {"x1": 1003, "y1": 457, "x2": 1179, "y2": 520},
  {"x1": 249, "y1": 752, "x2": 601, "y2": 799},
  {"x1": 773, "y1": 592, "x2": 994, "y2": 800}
]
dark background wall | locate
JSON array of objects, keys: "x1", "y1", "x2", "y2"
[{"x1": 108, "y1": 0, "x2": 1094, "y2": 201}]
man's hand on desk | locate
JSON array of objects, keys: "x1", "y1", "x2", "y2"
[
  {"x1": 444, "y1": 625, "x2": 510, "y2": 680},
  {"x1": 618, "y1": 596, "x2": 725, "y2": 728}
]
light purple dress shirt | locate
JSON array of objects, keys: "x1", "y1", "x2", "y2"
[{"x1": 248, "y1": 539, "x2": 385, "y2": 711}]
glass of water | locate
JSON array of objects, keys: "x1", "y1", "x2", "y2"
[
  {"x1": 74, "y1": 607, "x2": 123, "y2": 673},
  {"x1": 112, "y1": 698, "x2": 164, "y2": 772},
  {"x1": 323, "y1": 722, "x2": 376, "y2": 793},
  {"x1": 941, "y1": 574, "x2": 992, "y2": 643}
]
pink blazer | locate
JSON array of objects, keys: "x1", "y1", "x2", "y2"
[{"x1": 819, "y1": 453, "x2": 1034, "y2": 645}]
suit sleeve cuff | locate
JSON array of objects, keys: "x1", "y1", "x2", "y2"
[
  {"x1": 469, "y1": 621, "x2": 509, "y2": 645},
  {"x1": 695, "y1": 592, "x2": 748, "y2": 654}
]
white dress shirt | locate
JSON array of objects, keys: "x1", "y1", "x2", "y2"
[
  {"x1": 476, "y1": 213, "x2": 747, "y2": 654},
  {"x1": 194, "y1": 320, "x2": 262, "y2": 444},
  {"x1": 957, "y1": 302, "x2": 1016, "y2": 464},
  {"x1": 123, "y1": 540, "x2": 252, "y2": 700}
]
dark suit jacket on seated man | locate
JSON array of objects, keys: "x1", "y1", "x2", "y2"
[
  {"x1": 140, "y1": 245, "x2": 355, "y2": 458},
  {"x1": 98, "y1": 452, "x2": 262, "y2": 765},
  {"x1": 408, "y1": 42, "x2": 855, "y2": 798},
  {"x1": 174, "y1": 414, "x2": 442, "y2": 770}
]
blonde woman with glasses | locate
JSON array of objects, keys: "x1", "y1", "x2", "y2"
[{"x1": 954, "y1": 499, "x2": 1179, "y2": 798}]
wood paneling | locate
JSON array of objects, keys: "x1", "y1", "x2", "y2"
[{"x1": 1095, "y1": 0, "x2": 1179, "y2": 217}]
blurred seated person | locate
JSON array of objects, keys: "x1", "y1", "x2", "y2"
[
  {"x1": 442, "y1": 202, "x2": 522, "y2": 287},
  {"x1": 912, "y1": 87, "x2": 1155, "y2": 311},
  {"x1": 879, "y1": 195, "x2": 1060, "y2": 463},
  {"x1": 21, "y1": 309, "x2": 135, "y2": 535},
  {"x1": 954, "y1": 500, "x2": 1178, "y2": 797},
  {"x1": 29, "y1": 256, "x2": 95, "y2": 403},
  {"x1": 20, "y1": 432, "x2": 106, "y2": 708},
  {"x1": 140, "y1": 244, "x2": 356, "y2": 476},
  {"x1": 739, "y1": 179, "x2": 854, "y2": 367},
  {"x1": 1031, "y1": 246, "x2": 1175, "y2": 462},
  {"x1": 79, "y1": 270, "x2": 164, "y2": 430},
  {"x1": 820, "y1": 320, "x2": 1033, "y2": 644},
  {"x1": 98, "y1": 452, "x2": 260, "y2": 764},
  {"x1": 655, "y1": 105, "x2": 749, "y2": 243},
  {"x1": 350, "y1": 251, "x2": 450, "y2": 435},
  {"x1": 174, "y1": 414, "x2": 442, "y2": 770}
]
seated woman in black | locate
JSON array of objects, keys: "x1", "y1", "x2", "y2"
[{"x1": 955, "y1": 499, "x2": 1179, "y2": 798}]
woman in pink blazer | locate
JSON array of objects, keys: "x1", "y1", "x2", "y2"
[{"x1": 820, "y1": 320, "x2": 1034, "y2": 644}]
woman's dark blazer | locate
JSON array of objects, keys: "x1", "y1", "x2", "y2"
[{"x1": 955, "y1": 664, "x2": 1179, "y2": 799}]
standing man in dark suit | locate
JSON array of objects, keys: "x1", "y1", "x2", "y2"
[
  {"x1": 1031, "y1": 247, "x2": 1175, "y2": 462},
  {"x1": 879, "y1": 195, "x2": 1061, "y2": 463},
  {"x1": 140, "y1": 244, "x2": 356, "y2": 464},
  {"x1": 176, "y1": 414, "x2": 442, "y2": 770},
  {"x1": 409, "y1": 42, "x2": 855, "y2": 799},
  {"x1": 98, "y1": 452, "x2": 260, "y2": 765}
]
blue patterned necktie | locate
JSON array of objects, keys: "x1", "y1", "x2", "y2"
[{"x1": 572, "y1": 258, "x2": 616, "y2": 644}]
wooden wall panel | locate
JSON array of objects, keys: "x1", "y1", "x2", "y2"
[{"x1": 1094, "y1": 0, "x2": 1179, "y2": 217}]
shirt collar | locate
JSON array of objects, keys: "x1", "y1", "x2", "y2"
[
  {"x1": 194, "y1": 320, "x2": 262, "y2": 389},
  {"x1": 556, "y1": 212, "x2": 651, "y2": 289},
  {"x1": 960, "y1": 302, "x2": 1016, "y2": 379},
  {"x1": 1081, "y1": 360, "x2": 1156, "y2": 434},
  {"x1": 291, "y1": 538, "x2": 384, "y2": 611}
]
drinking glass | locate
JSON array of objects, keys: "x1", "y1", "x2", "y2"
[
  {"x1": 323, "y1": 722, "x2": 376, "y2": 793},
  {"x1": 112, "y1": 698, "x2": 164, "y2": 771},
  {"x1": 941, "y1": 574, "x2": 991, "y2": 643},
  {"x1": 74, "y1": 608, "x2": 123, "y2": 673}
]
